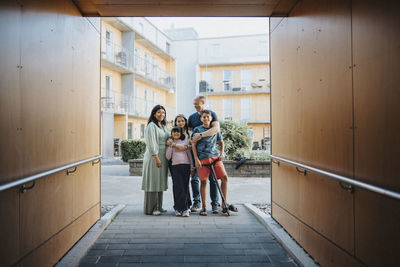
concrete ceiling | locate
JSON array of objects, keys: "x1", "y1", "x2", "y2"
[{"x1": 72, "y1": 0, "x2": 298, "y2": 17}]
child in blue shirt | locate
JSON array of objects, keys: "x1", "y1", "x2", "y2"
[{"x1": 192, "y1": 110, "x2": 238, "y2": 216}]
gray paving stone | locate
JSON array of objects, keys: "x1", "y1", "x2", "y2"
[
  {"x1": 80, "y1": 204, "x2": 296, "y2": 266},
  {"x1": 184, "y1": 255, "x2": 227, "y2": 263}
]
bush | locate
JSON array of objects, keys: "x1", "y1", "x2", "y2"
[
  {"x1": 219, "y1": 120, "x2": 252, "y2": 160},
  {"x1": 248, "y1": 150, "x2": 270, "y2": 161},
  {"x1": 120, "y1": 139, "x2": 146, "y2": 162}
]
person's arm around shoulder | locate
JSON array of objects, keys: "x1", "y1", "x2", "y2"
[
  {"x1": 192, "y1": 111, "x2": 220, "y2": 142},
  {"x1": 191, "y1": 127, "x2": 202, "y2": 169}
]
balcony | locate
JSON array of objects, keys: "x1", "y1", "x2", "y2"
[
  {"x1": 199, "y1": 79, "x2": 270, "y2": 95},
  {"x1": 134, "y1": 55, "x2": 176, "y2": 92},
  {"x1": 101, "y1": 89, "x2": 176, "y2": 121},
  {"x1": 101, "y1": 39, "x2": 134, "y2": 74}
]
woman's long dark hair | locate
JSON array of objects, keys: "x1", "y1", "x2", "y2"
[
  {"x1": 174, "y1": 114, "x2": 189, "y2": 135},
  {"x1": 147, "y1": 105, "x2": 167, "y2": 128}
]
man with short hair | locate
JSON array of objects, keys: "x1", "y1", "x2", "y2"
[{"x1": 188, "y1": 95, "x2": 220, "y2": 213}]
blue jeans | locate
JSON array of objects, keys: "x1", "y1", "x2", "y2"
[{"x1": 191, "y1": 172, "x2": 219, "y2": 206}]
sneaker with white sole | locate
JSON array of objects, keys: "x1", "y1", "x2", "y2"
[
  {"x1": 182, "y1": 209, "x2": 190, "y2": 217},
  {"x1": 175, "y1": 210, "x2": 182, "y2": 216},
  {"x1": 191, "y1": 201, "x2": 201, "y2": 212},
  {"x1": 152, "y1": 210, "x2": 161, "y2": 216}
]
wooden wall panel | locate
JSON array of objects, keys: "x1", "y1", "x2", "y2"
[
  {"x1": 20, "y1": 171, "x2": 74, "y2": 256},
  {"x1": 272, "y1": 204, "x2": 360, "y2": 267},
  {"x1": 0, "y1": 189, "x2": 20, "y2": 267},
  {"x1": 0, "y1": 1, "x2": 23, "y2": 183},
  {"x1": 20, "y1": 203, "x2": 100, "y2": 267},
  {"x1": 271, "y1": 0, "x2": 353, "y2": 176},
  {"x1": 352, "y1": 0, "x2": 400, "y2": 192},
  {"x1": 354, "y1": 191, "x2": 400, "y2": 267},
  {"x1": 73, "y1": 163, "x2": 101, "y2": 219},
  {"x1": 20, "y1": 0, "x2": 100, "y2": 178},
  {"x1": 271, "y1": 0, "x2": 355, "y2": 262}
]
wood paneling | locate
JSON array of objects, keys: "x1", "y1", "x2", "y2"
[
  {"x1": 272, "y1": 164, "x2": 354, "y2": 253},
  {"x1": 354, "y1": 190, "x2": 400, "y2": 267},
  {"x1": 271, "y1": 0, "x2": 353, "y2": 176},
  {"x1": 73, "y1": 0, "x2": 299, "y2": 17},
  {"x1": 73, "y1": 163, "x2": 101, "y2": 219},
  {"x1": 0, "y1": 1, "x2": 23, "y2": 184},
  {"x1": 271, "y1": 0, "x2": 355, "y2": 264},
  {"x1": 20, "y1": 171, "x2": 74, "y2": 256},
  {"x1": 352, "y1": 0, "x2": 400, "y2": 192},
  {"x1": 0, "y1": 189, "x2": 20, "y2": 267},
  {"x1": 20, "y1": 0, "x2": 101, "y2": 178},
  {"x1": 273, "y1": 203, "x2": 360, "y2": 267},
  {"x1": 0, "y1": 0, "x2": 101, "y2": 265},
  {"x1": 20, "y1": 203, "x2": 100, "y2": 267}
]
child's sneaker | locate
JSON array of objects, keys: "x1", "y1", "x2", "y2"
[
  {"x1": 212, "y1": 203, "x2": 219, "y2": 214},
  {"x1": 175, "y1": 210, "x2": 182, "y2": 216},
  {"x1": 182, "y1": 209, "x2": 190, "y2": 217},
  {"x1": 191, "y1": 201, "x2": 201, "y2": 212}
]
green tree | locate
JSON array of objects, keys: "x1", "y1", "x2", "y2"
[{"x1": 219, "y1": 120, "x2": 252, "y2": 160}]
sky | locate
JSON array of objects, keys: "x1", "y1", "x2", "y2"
[{"x1": 146, "y1": 17, "x2": 269, "y2": 38}]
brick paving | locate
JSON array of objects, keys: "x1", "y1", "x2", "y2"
[{"x1": 79, "y1": 205, "x2": 297, "y2": 267}]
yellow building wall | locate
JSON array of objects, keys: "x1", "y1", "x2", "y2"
[
  {"x1": 102, "y1": 21, "x2": 122, "y2": 47},
  {"x1": 128, "y1": 116, "x2": 148, "y2": 139},
  {"x1": 200, "y1": 63, "x2": 269, "y2": 92},
  {"x1": 101, "y1": 67, "x2": 122, "y2": 93},
  {"x1": 114, "y1": 114, "x2": 127, "y2": 139},
  {"x1": 135, "y1": 41, "x2": 167, "y2": 71},
  {"x1": 135, "y1": 80, "x2": 167, "y2": 104},
  {"x1": 248, "y1": 123, "x2": 270, "y2": 144},
  {"x1": 206, "y1": 93, "x2": 269, "y2": 122}
]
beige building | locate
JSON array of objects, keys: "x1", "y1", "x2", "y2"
[{"x1": 100, "y1": 18, "x2": 176, "y2": 157}]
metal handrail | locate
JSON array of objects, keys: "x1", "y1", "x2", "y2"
[
  {"x1": 271, "y1": 155, "x2": 400, "y2": 200},
  {"x1": 0, "y1": 155, "x2": 102, "y2": 193}
]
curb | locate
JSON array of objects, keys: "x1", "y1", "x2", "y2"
[
  {"x1": 244, "y1": 203, "x2": 319, "y2": 267},
  {"x1": 55, "y1": 204, "x2": 126, "y2": 267}
]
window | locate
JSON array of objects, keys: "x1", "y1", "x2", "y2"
[
  {"x1": 152, "y1": 91, "x2": 157, "y2": 108},
  {"x1": 241, "y1": 97, "x2": 251, "y2": 120},
  {"x1": 105, "y1": 30, "x2": 113, "y2": 60},
  {"x1": 241, "y1": 69, "x2": 251, "y2": 91},
  {"x1": 223, "y1": 70, "x2": 233, "y2": 91},
  {"x1": 135, "y1": 86, "x2": 140, "y2": 114},
  {"x1": 201, "y1": 71, "x2": 212, "y2": 91},
  {"x1": 144, "y1": 88, "x2": 149, "y2": 114},
  {"x1": 212, "y1": 43, "x2": 220, "y2": 57},
  {"x1": 128, "y1": 122, "x2": 133, "y2": 139},
  {"x1": 144, "y1": 53, "x2": 150, "y2": 76},
  {"x1": 223, "y1": 98, "x2": 233, "y2": 120},
  {"x1": 140, "y1": 124, "x2": 145, "y2": 139},
  {"x1": 152, "y1": 57, "x2": 157, "y2": 80}
]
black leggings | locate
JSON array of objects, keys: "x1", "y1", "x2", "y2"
[{"x1": 170, "y1": 164, "x2": 191, "y2": 212}]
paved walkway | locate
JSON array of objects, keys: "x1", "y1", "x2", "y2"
[{"x1": 78, "y1": 205, "x2": 297, "y2": 267}]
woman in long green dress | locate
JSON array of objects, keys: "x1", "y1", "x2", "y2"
[{"x1": 142, "y1": 105, "x2": 170, "y2": 215}]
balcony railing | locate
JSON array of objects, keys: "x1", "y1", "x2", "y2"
[
  {"x1": 101, "y1": 89, "x2": 176, "y2": 121},
  {"x1": 134, "y1": 54, "x2": 176, "y2": 91},
  {"x1": 199, "y1": 79, "x2": 270, "y2": 93},
  {"x1": 101, "y1": 38, "x2": 134, "y2": 71}
]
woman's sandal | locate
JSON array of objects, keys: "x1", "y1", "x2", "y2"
[
  {"x1": 200, "y1": 208, "x2": 207, "y2": 216},
  {"x1": 228, "y1": 204, "x2": 238, "y2": 212}
]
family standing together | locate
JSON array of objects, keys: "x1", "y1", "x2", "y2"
[{"x1": 141, "y1": 96, "x2": 238, "y2": 217}]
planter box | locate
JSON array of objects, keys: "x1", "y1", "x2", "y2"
[{"x1": 128, "y1": 159, "x2": 270, "y2": 177}]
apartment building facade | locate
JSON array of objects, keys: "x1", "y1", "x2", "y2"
[
  {"x1": 168, "y1": 31, "x2": 270, "y2": 148},
  {"x1": 101, "y1": 18, "x2": 176, "y2": 157}
]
